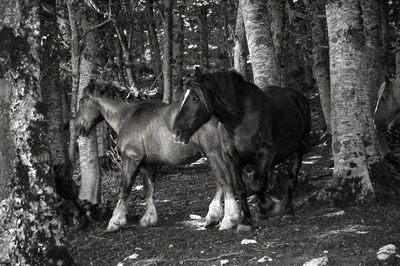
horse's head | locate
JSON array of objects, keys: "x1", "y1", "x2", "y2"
[
  {"x1": 172, "y1": 68, "x2": 214, "y2": 144},
  {"x1": 374, "y1": 77, "x2": 400, "y2": 132},
  {"x1": 74, "y1": 80, "x2": 104, "y2": 136}
]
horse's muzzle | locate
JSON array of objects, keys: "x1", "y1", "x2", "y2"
[{"x1": 172, "y1": 128, "x2": 190, "y2": 144}]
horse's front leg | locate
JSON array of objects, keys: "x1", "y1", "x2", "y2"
[
  {"x1": 205, "y1": 181, "x2": 223, "y2": 227},
  {"x1": 139, "y1": 165, "x2": 158, "y2": 227},
  {"x1": 107, "y1": 154, "x2": 141, "y2": 232}
]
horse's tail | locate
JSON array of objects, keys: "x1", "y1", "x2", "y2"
[{"x1": 289, "y1": 91, "x2": 312, "y2": 153}]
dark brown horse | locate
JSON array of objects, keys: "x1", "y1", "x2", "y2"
[
  {"x1": 74, "y1": 80, "x2": 241, "y2": 231},
  {"x1": 172, "y1": 69, "x2": 311, "y2": 230}
]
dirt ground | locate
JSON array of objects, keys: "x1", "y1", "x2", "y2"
[{"x1": 68, "y1": 142, "x2": 400, "y2": 266}]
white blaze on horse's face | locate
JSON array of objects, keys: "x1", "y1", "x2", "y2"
[{"x1": 180, "y1": 89, "x2": 191, "y2": 110}]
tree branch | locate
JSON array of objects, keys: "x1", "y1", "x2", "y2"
[{"x1": 80, "y1": 19, "x2": 113, "y2": 40}]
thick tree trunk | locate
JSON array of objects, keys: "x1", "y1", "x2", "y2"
[
  {"x1": 77, "y1": 5, "x2": 101, "y2": 204},
  {"x1": 67, "y1": 0, "x2": 80, "y2": 167},
  {"x1": 172, "y1": 2, "x2": 184, "y2": 102},
  {"x1": 0, "y1": 0, "x2": 73, "y2": 264},
  {"x1": 198, "y1": 5, "x2": 210, "y2": 72},
  {"x1": 0, "y1": 80, "x2": 13, "y2": 201},
  {"x1": 326, "y1": 0, "x2": 376, "y2": 204},
  {"x1": 162, "y1": 0, "x2": 173, "y2": 104},
  {"x1": 267, "y1": 0, "x2": 287, "y2": 87},
  {"x1": 40, "y1": 0, "x2": 77, "y2": 200},
  {"x1": 310, "y1": 2, "x2": 331, "y2": 134},
  {"x1": 241, "y1": 0, "x2": 280, "y2": 89},
  {"x1": 147, "y1": 0, "x2": 163, "y2": 88},
  {"x1": 233, "y1": 1, "x2": 248, "y2": 78}
]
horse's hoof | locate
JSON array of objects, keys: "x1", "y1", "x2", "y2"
[
  {"x1": 106, "y1": 216, "x2": 127, "y2": 232},
  {"x1": 236, "y1": 223, "x2": 252, "y2": 232},
  {"x1": 139, "y1": 214, "x2": 158, "y2": 228},
  {"x1": 219, "y1": 219, "x2": 235, "y2": 230}
]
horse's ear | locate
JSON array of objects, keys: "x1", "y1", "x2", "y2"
[
  {"x1": 87, "y1": 79, "x2": 95, "y2": 92},
  {"x1": 194, "y1": 67, "x2": 202, "y2": 81}
]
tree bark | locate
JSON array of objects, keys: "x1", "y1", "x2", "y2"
[
  {"x1": 67, "y1": 0, "x2": 80, "y2": 167},
  {"x1": 241, "y1": 0, "x2": 280, "y2": 89},
  {"x1": 310, "y1": 1, "x2": 331, "y2": 134},
  {"x1": 0, "y1": 80, "x2": 13, "y2": 201},
  {"x1": 326, "y1": 0, "x2": 377, "y2": 204},
  {"x1": 77, "y1": 5, "x2": 101, "y2": 204},
  {"x1": 162, "y1": 0, "x2": 173, "y2": 104},
  {"x1": 198, "y1": 5, "x2": 210, "y2": 72},
  {"x1": 233, "y1": 1, "x2": 248, "y2": 78},
  {"x1": 0, "y1": 0, "x2": 73, "y2": 263},
  {"x1": 41, "y1": 0, "x2": 77, "y2": 200},
  {"x1": 267, "y1": 0, "x2": 287, "y2": 87},
  {"x1": 147, "y1": 0, "x2": 163, "y2": 88},
  {"x1": 172, "y1": 2, "x2": 184, "y2": 102}
]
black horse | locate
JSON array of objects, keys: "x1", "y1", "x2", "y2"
[
  {"x1": 172, "y1": 69, "x2": 311, "y2": 229},
  {"x1": 74, "y1": 80, "x2": 241, "y2": 231}
]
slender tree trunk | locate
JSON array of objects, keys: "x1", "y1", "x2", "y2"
[
  {"x1": 241, "y1": 0, "x2": 280, "y2": 89},
  {"x1": 326, "y1": 0, "x2": 377, "y2": 204},
  {"x1": 233, "y1": 1, "x2": 248, "y2": 78},
  {"x1": 0, "y1": 80, "x2": 13, "y2": 201},
  {"x1": 162, "y1": 0, "x2": 173, "y2": 103},
  {"x1": 310, "y1": 2, "x2": 331, "y2": 134},
  {"x1": 77, "y1": 5, "x2": 101, "y2": 204},
  {"x1": 41, "y1": 0, "x2": 77, "y2": 200},
  {"x1": 198, "y1": 5, "x2": 210, "y2": 72},
  {"x1": 172, "y1": 2, "x2": 184, "y2": 102},
  {"x1": 0, "y1": 0, "x2": 73, "y2": 263},
  {"x1": 67, "y1": 0, "x2": 80, "y2": 167},
  {"x1": 147, "y1": 0, "x2": 163, "y2": 88},
  {"x1": 267, "y1": 0, "x2": 287, "y2": 87}
]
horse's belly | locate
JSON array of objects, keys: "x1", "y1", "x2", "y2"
[{"x1": 145, "y1": 142, "x2": 202, "y2": 166}]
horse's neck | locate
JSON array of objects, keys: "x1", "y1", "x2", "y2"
[
  {"x1": 213, "y1": 86, "x2": 243, "y2": 129},
  {"x1": 96, "y1": 98, "x2": 134, "y2": 134}
]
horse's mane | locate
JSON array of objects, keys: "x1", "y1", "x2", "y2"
[
  {"x1": 197, "y1": 70, "x2": 245, "y2": 116},
  {"x1": 87, "y1": 81, "x2": 139, "y2": 102}
]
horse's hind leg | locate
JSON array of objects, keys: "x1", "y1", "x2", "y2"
[
  {"x1": 283, "y1": 151, "x2": 303, "y2": 217},
  {"x1": 139, "y1": 165, "x2": 158, "y2": 227},
  {"x1": 107, "y1": 155, "x2": 141, "y2": 232}
]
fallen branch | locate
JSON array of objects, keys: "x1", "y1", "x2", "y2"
[{"x1": 179, "y1": 252, "x2": 244, "y2": 264}]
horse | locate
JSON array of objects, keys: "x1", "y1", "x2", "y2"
[
  {"x1": 74, "y1": 80, "x2": 241, "y2": 231},
  {"x1": 172, "y1": 69, "x2": 311, "y2": 230},
  {"x1": 374, "y1": 77, "x2": 400, "y2": 160}
]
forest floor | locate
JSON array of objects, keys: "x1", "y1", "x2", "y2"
[
  {"x1": 68, "y1": 93, "x2": 400, "y2": 266},
  {"x1": 68, "y1": 143, "x2": 400, "y2": 266}
]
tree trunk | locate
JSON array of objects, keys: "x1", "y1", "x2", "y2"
[
  {"x1": 67, "y1": 0, "x2": 80, "y2": 168},
  {"x1": 172, "y1": 2, "x2": 184, "y2": 102},
  {"x1": 326, "y1": 0, "x2": 377, "y2": 204},
  {"x1": 267, "y1": 0, "x2": 287, "y2": 87},
  {"x1": 0, "y1": 0, "x2": 73, "y2": 263},
  {"x1": 198, "y1": 5, "x2": 210, "y2": 72},
  {"x1": 310, "y1": 2, "x2": 331, "y2": 134},
  {"x1": 241, "y1": 0, "x2": 280, "y2": 89},
  {"x1": 77, "y1": 5, "x2": 101, "y2": 204},
  {"x1": 147, "y1": 0, "x2": 163, "y2": 88},
  {"x1": 40, "y1": 0, "x2": 77, "y2": 200},
  {"x1": 0, "y1": 80, "x2": 13, "y2": 201},
  {"x1": 162, "y1": 0, "x2": 173, "y2": 104},
  {"x1": 233, "y1": 1, "x2": 248, "y2": 78}
]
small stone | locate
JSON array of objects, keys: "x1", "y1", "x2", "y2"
[
  {"x1": 303, "y1": 256, "x2": 329, "y2": 266},
  {"x1": 377, "y1": 244, "x2": 396, "y2": 261},
  {"x1": 241, "y1": 239, "x2": 257, "y2": 245},
  {"x1": 220, "y1": 259, "x2": 229, "y2": 265},
  {"x1": 257, "y1": 256, "x2": 273, "y2": 262},
  {"x1": 323, "y1": 210, "x2": 345, "y2": 217},
  {"x1": 189, "y1": 214, "x2": 202, "y2": 220}
]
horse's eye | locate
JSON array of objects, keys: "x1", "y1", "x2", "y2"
[{"x1": 193, "y1": 97, "x2": 199, "y2": 102}]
